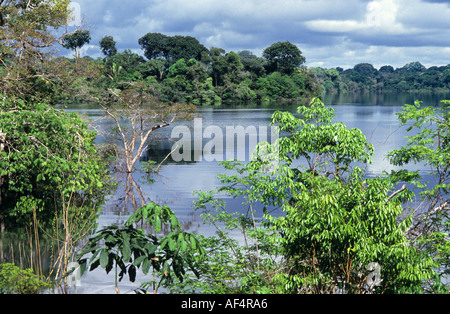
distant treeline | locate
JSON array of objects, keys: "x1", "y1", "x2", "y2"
[
  {"x1": 62, "y1": 33, "x2": 321, "y2": 106},
  {"x1": 62, "y1": 32, "x2": 450, "y2": 105},
  {"x1": 311, "y1": 62, "x2": 450, "y2": 94}
]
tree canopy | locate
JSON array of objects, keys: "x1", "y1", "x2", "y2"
[
  {"x1": 62, "y1": 30, "x2": 91, "y2": 58},
  {"x1": 99, "y1": 35, "x2": 117, "y2": 57},
  {"x1": 0, "y1": 94, "x2": 109, "y2": 231},
  {"x1": 262, "y1": 41, "x2": 306, "y2": 74},
  {"x1": 138, "y1": 33, "x2": 208, "y2": 64}
]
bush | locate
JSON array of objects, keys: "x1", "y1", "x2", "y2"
[{"x1": 0, "y1": 263, "x2": 52, "y2": 294}]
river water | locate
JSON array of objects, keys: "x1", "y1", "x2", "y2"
[
  {"x1": 7, "y1": 92, "x2": 450, "y2": 293},
  {"x1": 61, "y1": 91, "x2": 449, "y2": 293}
]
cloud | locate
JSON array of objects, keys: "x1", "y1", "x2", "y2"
[
  {"x1": 305, "y1": 0, "x2": 418, "y2": 37},
  {"x1": 68, "y1": 0, "x2": 450, "y2": 68}
]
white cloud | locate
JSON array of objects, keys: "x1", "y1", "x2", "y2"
[
  {"x1": 304, "y1": 0, "x2": 412, "y2": 35},
  {"x1": 66, "y1": 0, "x2": 450, "y2": 68}
]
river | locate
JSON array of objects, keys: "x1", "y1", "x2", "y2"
[
  {"x1": 61, "y1": 91, "x2": 449, "y2": 293},
  {"x1": 6, "y1": 91, "x2": 450, "y2": 293}
]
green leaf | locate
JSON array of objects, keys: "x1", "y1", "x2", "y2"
[
  {"x1": 133, "y1": 255, "x2": 147, "y2": 267},
  {"x1": 100, "y1": 249, "x2": 109, "y2": 269},
  {"x1": 122, "y1": 232, "x2": 131, "y2": 262},
  {"x1": 142, "y1": 258, "x2": 151, "y2": 275}
]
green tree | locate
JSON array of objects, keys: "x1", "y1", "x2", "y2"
[
  {"x1": 186, "y1": 98, "x2": 436, "y2": 294},
  {"x1": 387, "y1": 100, "x2": 450, "y2": 292},
  {"x1": 62, "y1": 30, "x2": 91, "y2": 58},
  {"x1": 262, "y1": 41, "x2": 306, "y2": 74},
  {"x1": 166, "y1": 35, "x2": 208, "y2": 63},
  {"x1": 401, "y1": 61, "x2": 426, "y2": 73},
  {"x1": 167, "y1": 58, "x2": 190, "y2": 78},
  {"x1": 99, "y1": 35, "x2": 117, "y2": 57},
  {"x1": 138, "y1": 59, "x2": 168, "y2": 81},
  {"x1": 209, "y1": 47, "x2": 227, "y2": 86},
  {"x1": 0, "y1": 94, "x2": 111, "y2": 291},
  {"x1": 138, "y1": 33, "x2": 207, "y2": 64},
  {"x1": 138, "y1": 32, "x2": 169, "y2": 60},
  {"x1": 0, "y1": 95, "x2": 109, "y2": 231},
  {"x1": 0, "y1": 0, "x2": 74, "y2": 102},
  {"x1": 0, "y1": 263, "x2": 52, "y2": 294},
  {"x1": 238, "y1": 50, "x2": 267, "y2": 78},
  {"x1": 353, "y1": 63, "x2": 377, "y2": 77}
]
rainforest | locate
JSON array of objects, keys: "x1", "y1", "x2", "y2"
[{"x1": 0, "y1": 1, "x2": 449, "y2": 296}]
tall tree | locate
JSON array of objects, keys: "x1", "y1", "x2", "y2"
[
  {"x1": 138, "y1": 32, "x2": 170, "y2": 60},
  {"x1": 0, "y1": 0, "x2": 77, "y2": 102},
  {"x1": 96, "y1": 81, "x2": 197, "y2": 174},
  {"x1": 62, "y1": 30, "x2": 91, "y2": 58},
  {"x1": 262, "y1": 41, "x2": 306, "y2": 74},
  {"x1": 99, "y1": 35, "x2": 117, "y2": 57},
  {"x1": 138, "y1": 33, "x2": 207, "y2": 64},
  {"x1": 166, "y1": 35, "x2": 208, "y2": 63}
]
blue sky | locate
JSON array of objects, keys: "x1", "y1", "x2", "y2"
[{"x1": 67, "y1": 0, "x2": 450, "y2": 69}]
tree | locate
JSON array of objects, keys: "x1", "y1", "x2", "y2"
[
  {"x1": 353, "y1": 63, "x2": 377, "y2": 77},
  {"x1": 0, "y1": 0, "x2": 77, "y2": 102},
  {"x1": 0, "y1": 94, "x2": 111, "y2": 291},
  {"x1": 97, "y1": 82, "x2": 197, "y2": 174},
  {"x1": 379, "y1": 65, "x2": 394, "y2": 73},
  {"x1": 166, "y1": 35, "x2": 208, "y2": 63},
  {"x1": 104, "y1": 49, "x2": 146, "y2": 83},
  {"x1": 401, "y1": 61, "x2": 426, "y2": 73},
  {"x1": 167, "y1": 58, "x2": 190, "y2": 78},
  {"x1": 99, "y1": 35, "x2": 117, "y2": 57},
  {"x1": 209, "y1": 47, "x2": 227, "y2": 86},
  {"x1": 188, "y1": 98, "x2": 436, "y2": 294},
  {"x1": 238, "y1": 50, "x2": 267, "y2": 78},
  {"x1": 262, "y1": 41, "x2": 306, "y2": 74},
  {"x1": 138, "y1": 32, "x2": 170, "y2": 60},
  {"x1": 138, "y1": 33, "x2": 207, "y2": 64},
  {"x1": 138, "y1": 59, "x2": 168, "y2": 81},
  {"x1": 62, "y1": 30, "x2": 91, "y2": 58},
  {"x1": 387, "y1": 100, "x2": 450, "y2": 292}
]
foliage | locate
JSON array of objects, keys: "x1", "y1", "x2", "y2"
[
  {"x1": 77, "y1": 202, "x2": 205, "y2": 294},
  {"x1": 313, "y1": 62, "x2": 450, "y2": 94},
  {"x1": 138, "y1": 32, "x2": 208, "y2": 65},
  {"x1": 387, "y1": 99, "x2": 450, "y2": 291},
  {"x1": 262, "y1": 41, "x2": 306, "y2": 75},
  {"x1": 0, "y1": 0, "x2": 81, "y2": 103},
  {"x1": 161, "y1": 182, "x2": 284, "y2": 294},
  {"x1": 179, "y1": 98, "x2": 438, "y2": 294},
  {"x1": 57, "y1": 37, "x2": 320, "y2": 106},
  {"x1": 99, "y1": 35, "x2": 117, "y2": 57},
  {"x1": 0, "y1": 263, "x2": 52, "y2": 294},
  {"x1": 0, "y1": 94, "x2": 110, "y2": 231},
  {"x1": 62, "y1": 30, "x2": 91, "y2": 58}
]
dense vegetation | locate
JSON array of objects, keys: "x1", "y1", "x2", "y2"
[
  {"x1": 59, "y1": 32, "x2": 450, "y2": 107},
  {"x1": 312, "y1": 61, "x2": 450, "y2": 94},
  {"x1": 1, "y1": 1, "x2": 449, "y2": 295},
  {"x1": 61, "y1": 34, "x2": 321, "y2": 106}
]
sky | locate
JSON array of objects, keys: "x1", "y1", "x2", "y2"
[{"x1": 66, "y1": 0, "x2": 450, "y2": 70}]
